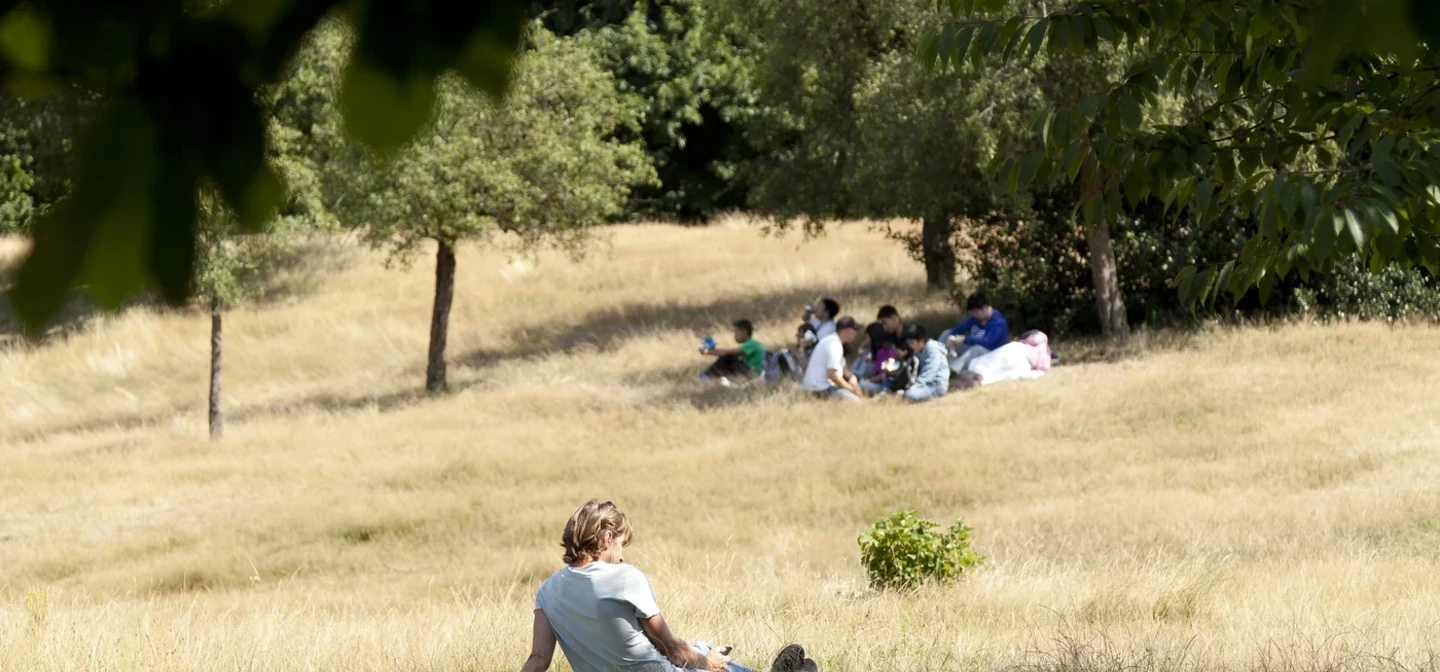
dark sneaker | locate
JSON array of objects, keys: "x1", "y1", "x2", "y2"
[{"x1": 770, "y1": 644, "x2": 806, "y2": 672}]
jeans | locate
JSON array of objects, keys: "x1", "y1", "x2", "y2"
[
  {"x1": 903, "y1": 382, "x2": 947, "y2": 402},
  {"x1": 813, "y1": 386, "x2": 860, "y2": 402},
  {"x1": 859, "y1": 379, "x2": 890, "y2": 396},
  {"x1": 948, "y1": 345, "x2": 989, "y2": 375},
  {"x1": 849, "y1": 356, "x2": 874, "y2": 379},
  {"x1": 692, "y1": 641, "x2": 759, "y2": 672}
]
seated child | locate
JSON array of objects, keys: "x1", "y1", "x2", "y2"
[{"x1": 700, "y1": 320, "x2": 767, "y2": 382}]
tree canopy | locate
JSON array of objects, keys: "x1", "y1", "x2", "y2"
[
  {"x1": 538, "y1": 0, "x2": 763, "y2": 220},
  {"x1": 730, "y1": 0, "x2": 1036, "y2": 288},
  {"x1": 348, "y1": 29, "x2": 654, "y2": 261},
  {"x1": 930, "y1": 0, "x2": 1440, "y2": 307},
  {"x1": 317, "y1": 25, "x2": 654, "y2": 391}
]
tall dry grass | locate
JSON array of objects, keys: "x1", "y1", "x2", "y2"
[{"x1": 2, "y1": 220, "x2": 1440, "y2": 671}]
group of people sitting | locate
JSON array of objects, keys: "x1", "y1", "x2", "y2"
[{"x1": 698, "y1": 291, "x2": 1054, "y2": 403}]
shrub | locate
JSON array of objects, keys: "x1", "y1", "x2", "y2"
[
  {"x1": 857, "y1": 510, "x2": 983, "y2": 590},
  {"x1": 958, "y1": 187, "x2": 1440, "y2": 335},
  {"x1": 959, "y1": 187, "x2": 1252, "y2": 336},
  {"x1": 1294, "y1": 257, "x2": 1440, "y2": 322}
]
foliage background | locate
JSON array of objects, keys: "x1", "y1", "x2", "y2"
[{"x1": 1, "y1": 0, "x2": 1439, "y2": 335}]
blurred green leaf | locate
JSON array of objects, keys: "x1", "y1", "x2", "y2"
[
  {"x1": 1412, "y1": 0, "x2": 1440, "y2": 46},
  {"x1": 340, "y1": 57, "x2": 438, "y2": 153},
  {"x1": 0, "y1": 6, "x2": 52, "y2": 72}
]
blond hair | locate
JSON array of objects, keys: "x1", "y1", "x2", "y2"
[{"x1": 561, "y1": 500, "x2": 633, "y2": 564}]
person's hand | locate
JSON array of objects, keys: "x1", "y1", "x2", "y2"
[{"x1": 704, "y1": 648, "x2": 730, "y2": 672}]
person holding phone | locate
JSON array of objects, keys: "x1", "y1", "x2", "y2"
[{"x1": 519, "y1": 501, "x2": 817, "y2": 672}]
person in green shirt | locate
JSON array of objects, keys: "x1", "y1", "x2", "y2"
[{"x1": 699, "y1": 319, "x2": 767, "y2": 382}]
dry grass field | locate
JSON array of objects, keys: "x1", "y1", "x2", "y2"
[{"x1": 2, "y1": 220, "x2": 1440, "y2": 672}]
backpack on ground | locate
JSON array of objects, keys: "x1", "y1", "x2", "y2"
[{"x1": 765, "y1": 349, "x2": 801, "y2": 383}]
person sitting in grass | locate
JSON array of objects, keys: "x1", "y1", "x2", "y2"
[
  {"x1": 940, "y1": 290, "x2": 1009, "y2": 376},
  {"x1": 859, "y1": 336, "x2": 911, "y2": 397},
  {"x1": 850, "y1": 305, "x2": 903, "y2": 380},
  {"x1": 794, "y1": 298, "x2": 840, "y2": 358},
  {"x1": 520, "y1": 500, "x2": 818, "y2": 672},
  {"x1": 895, "y1": 324, "x2": 949, "y2": 402},
  {"x1": 699, "y1": 319, "x2": 767, "y2": 383},
  {"x1": 801, "y1": 315, "x2": 863, "y2": 402}
]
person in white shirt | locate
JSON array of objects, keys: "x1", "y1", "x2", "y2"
[
  {"x1": 519, "y1": 501, "x2": 818, "y2": 672},
  {"x1": 809, "y1": 298, "x2": 839, "y2": 340},
  {"x1": 794, "y1": 298, "x2": 840, "y2": 357},
  {"x1": 801, "y1": 316, "x2": 862, "y2": 402}
]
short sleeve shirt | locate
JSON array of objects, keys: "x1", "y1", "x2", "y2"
[
  {"x1": 535, "y1": 563, "x2": 676, "y2": 672},
  {"x1": 739, "y1": 338, "x2": 767, "y2": 373},
  {"x1": 802, "y1": 333, "x2": 846, "y2": 391}
]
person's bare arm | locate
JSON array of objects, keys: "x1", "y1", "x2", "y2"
[
  {"x1": 828, "y1": 368, "x2": 860, "y2": 395},
  {"x1": 640, "y1": 614, "x2": 728, "y2": 672},
  {"x1": 519, "y1": 610, "x2": 557, "y2": 672}
]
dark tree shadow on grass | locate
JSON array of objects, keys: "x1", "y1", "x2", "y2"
[
  {"x1": 6, "y1": 380, "x2": 487, "y2": 446},
  {"x1": 482, "y1": 278, "x2": 926, "y2": 358},
  {"x1": 13, "y1": 278, "x2": 928, "y2": 443},
  {"x1": 0, "y1": 237, "x2": 355, "y2": 348}
]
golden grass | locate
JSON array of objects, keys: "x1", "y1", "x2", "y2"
[{"x1": 2, "y1": 220, "x2": 1440, "y2": 671}]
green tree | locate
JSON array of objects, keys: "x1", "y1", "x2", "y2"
[
  {"x1": 538, "y1": 0, "x2": 763, "y2": 221},
  {"x1": 933, "y1": 0, "x2": 1440, "y2": 312},
  {"x1": 340, "y1": 29, "x2": 654, "y2": 392},
  {"x1": 730, "y1": 0, "x2": 1035, "y2": 290},
  {"x1": 0, "y1": 1, "x2": 529, "y2": 330},
  {"x1": 0, "y1": 88, "x2": 99, "y2": 232},
  {"x1": 193, "y1": 189, "x2": 308, "y2": 439},
  {"x1": 847, "y1": 51, "x2": 1040, "y2": 289}
]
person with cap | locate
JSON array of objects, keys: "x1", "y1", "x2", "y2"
[{"x1": 801, "y1": 315, "x2": 863, "y2": 402}]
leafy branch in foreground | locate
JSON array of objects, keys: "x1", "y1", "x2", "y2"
[{"x1": 0, "y1": 1, "x2": 527, "y2": 332}]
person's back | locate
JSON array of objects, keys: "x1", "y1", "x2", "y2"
[
  {"x1": 535, "y1": 562, "x2": 669, "y2": 672},
  {"x1": 521, "y1": 501, "x2": 820, "y2": 672}
]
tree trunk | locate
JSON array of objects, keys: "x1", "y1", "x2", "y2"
[
  {"x1": 1086, "y1": 218, "x2": 1130, "y2": 339},
  {"x1": 209, "y1": 299, "x2": 223, "y2": 440},
  {"x1": 426, "y1": 239, "x2": 457, "y2": 393},
  {"x1": 921, "y1": 215, "x2": 957, "y2": 291}
]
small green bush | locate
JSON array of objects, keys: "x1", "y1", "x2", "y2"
[{"x1": 857, "y1": 510, "x2": 983, "y2": 590}]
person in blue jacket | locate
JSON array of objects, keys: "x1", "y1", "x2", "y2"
[
  {"x1": 940, "y1": 290, "x2": 1009, "y2": 375},
  {"x1": 900, "y1": 324, "x2": 950, "y2": 402}
]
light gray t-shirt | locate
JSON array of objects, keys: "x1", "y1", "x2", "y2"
[{"x1": 535, "y1": 562, "x2": 678, "y2": 672}]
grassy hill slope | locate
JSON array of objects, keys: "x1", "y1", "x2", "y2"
[{"x1": 2, "y1": 222, "x2": 1439, "y2": 671}]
